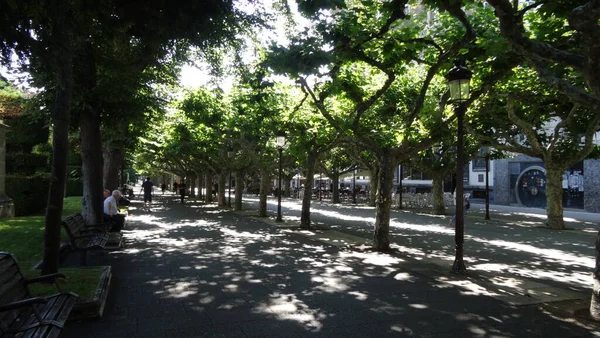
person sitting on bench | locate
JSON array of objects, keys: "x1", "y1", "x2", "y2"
[{"x1": 104, "y1": 190, "x2": 126, "y2": 232}]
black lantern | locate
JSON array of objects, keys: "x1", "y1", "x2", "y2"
[
  {"x1": 275, "y1": 130, "x2": 286, "y2": 222},
  {"x1": 446, "y1": 60, "x2": 472, "y2": 103},
  {"x1": 446, "y1": 60, "x2": 472, "y2": 274}
]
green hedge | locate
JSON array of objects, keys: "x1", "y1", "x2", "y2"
[
  {"x1": 5, "y1": 174, "x2": 50, "y2": 216},
  {"x1": 66, "y1": 178, "x2": 83, "y2": 197},
  {"x1": 6, "y1": 153, "x2": 49, "y2": 175}
]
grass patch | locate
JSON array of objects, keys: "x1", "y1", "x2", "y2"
[
  {"x1": 29, "y1": 267, "x2": 105, "y2": 301},
  {"x1": 0, "y1": 196, "x2": 105, "y2": 302}
]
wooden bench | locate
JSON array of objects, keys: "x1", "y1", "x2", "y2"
[
  {"x1": 0, "y1": 252, "x2": 79, "y2": 338},
  {"x1": 62, "y1": 214, "x2": 110, "y2": 265}
]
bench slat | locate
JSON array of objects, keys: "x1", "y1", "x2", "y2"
[{"x1": 0, "y1": 253, "x2": 78, "y2": 338}]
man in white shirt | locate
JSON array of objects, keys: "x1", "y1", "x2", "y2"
[{"x1": 104, "y1": 190, "x2": 125, "y2": 232}]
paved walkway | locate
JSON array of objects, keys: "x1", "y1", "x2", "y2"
[
  {"x1": 62, "y1": 194, "x2": 599, "y2": 337},
  {"x1": 241, "y1": 196, "x2": 599, "y2": 295}
]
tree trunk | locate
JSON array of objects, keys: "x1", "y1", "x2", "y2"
[
  {"x1": 332, "y1": 174, "x2": 340, "y2": 203},
  {"x1": 432, "y1": 173, "x2": 446, "y2": 215},
  {"x1": 545, "y1": 166, "x2": 565, "y2": 230},
  {"x1": 301, "y1": 152, "x2": 317, "y2": 229},
  {"x1": 103, "y1": 119, "x2": 128, "y2": 190},
  {"x1": 591, "y1": 230, "x2": 600, "y2": 320},
  {"x1": 103, "y1": 145, "x2": 124, "y2": 191},
  {"x1": 190, "y1": 173, "x2": 197, "y2": 198},
  {"x1": 218, "y1": 172, "x2": 226, "y2": 207},
  {"x1": 235, "y1": 170, "x2": 243, "y2": 211},
  {"x1": 42, "y1": 31, "x2": 73, "y2": 275},
  {"x1": 197, "y1": 173, "x2": 203, "y2": 200},
  {"x1": 77, "y1": 42, "x2": 104, "y2": 227},
  {"x1": 283, "y1": 176, "x2": 291, "y2": 197},
  {"x1": 258, "y1": 167, "x2": 270, "y2": 217},
  {"x1": 205, "y1": 173, "x2": 213, "y2": 203},
  {"x1": 373, "y1": 152, "x2": 394, "y2": 252},
  {"x1": 369, "y1": 167, "x2": 379, "y2": 206}
]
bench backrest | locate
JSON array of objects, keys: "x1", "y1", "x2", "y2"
[
  {"x1": 0, "y1": 253, "x2": 31, "y2": 332},
  {"x1": 62, "y1": 213, "x2": 88, "y2": 249}
]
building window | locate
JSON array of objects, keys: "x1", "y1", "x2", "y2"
[
  {"x1": 478, "y1": 174, "x2": 484, "y2": 183},
  {"x1": 401, "y1": 166, "x2": 432, "y2": 180}
]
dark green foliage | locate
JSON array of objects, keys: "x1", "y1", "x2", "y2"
[
  {"x1": 6, "y1": 153, "x2": 48, "y2": 175},
  {"x1": 4, "y1": 113, "x2": 48, "y2": 154},
  {"x1": 5, "y1": 174, "x2": 50, "y2": 216},
  {"x1": 65, "y1": 178, "x2": 83, "y2": 197}
]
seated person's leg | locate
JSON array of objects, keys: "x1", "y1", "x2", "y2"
[{"x1": 109, "y1": 214, "x2": 126, "y2": 232}]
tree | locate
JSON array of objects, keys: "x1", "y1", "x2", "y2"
[
  {"x1": 1, "y1": 0, "x2": 80, "y2": 274},
  {"x1": 269, "y1": 0, "x2": 512, "y2": 251}
]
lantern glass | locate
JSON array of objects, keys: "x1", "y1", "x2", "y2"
[
  {"x1": 449, "y1": 78, "x2": 470, "y2": 102},
  {"x1": 276, "y1": 135, "x2": 286, "y2": 148}
]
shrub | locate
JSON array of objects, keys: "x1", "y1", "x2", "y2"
[
  {"x1": 6, "y1": 152, "x2": 49, "y2": 175},
  {"x1": 5, "y1": 114, "x2": 49, "y2": 153},
  {"x1": 66, "y1": 178, "x2": 83, "y2": 197},
  {"x1": 5, "y1": 173, "x2": 50, "y2": 216}
]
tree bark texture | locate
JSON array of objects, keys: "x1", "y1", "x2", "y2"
[
  {"x1": 373, "y1": 153, "x2": 395, "y2": 252},
  {"x1": 190, "y1": 173, "x2": 197, "y2": 198},
  {"x1": 43, "y1": 27, "x2": 73, "y2": 275},
  {"x1": 258, "y1": 167, "x2": 270, "y2": 217},
  {"x1": 591, "y1": 230, "x2": 600, "y2": 320},
  {"x1": 218, "y1": 173, "x2": 226, "y2": 207},
  {"x1": 369, "y1": 168, "x2": 379, "y2": 207},
  {"x1": 235, "y1": 170, "x2": 243, "y2": 211},
  {"x1": 301, "y1": 153, "x2": 317, "y2": 229},
  {"x1": 332, "y1": 174, "x2": 340, "y2": 203},
  {"x1": 77, "y1": 41, "x2": 104, "y2": 227},
  {"x1": 545, "y1": 166, "x2": 566, "y2": 230},
  {"x1": 205, "y1": 173, "x2": 213, "y2": 203},
  {"x1": 197, "y1": 174, "x2": 203, "y2": 199},
  {"x1": 103, "y1": 144, "x2": 124, "y2": 191},
  {"x1": 283, "y1": 176, "x2": 291, "y2": 197},
  {"x1": 432, "y1": 173, "x2": 446, "y2": 215}
]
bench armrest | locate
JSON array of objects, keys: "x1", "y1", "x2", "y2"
[
  {"x1": 0, "y1": 297, "x2": 48, "y2": 312},
  {"x1": 24, "y1": 273, "x2": 67, "y2": 285}
]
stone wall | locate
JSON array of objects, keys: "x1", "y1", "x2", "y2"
[
  {"x1": 585, "y1": 159, "x2": 600, "y2": 213},
  {"x1": 493, "y1": 159, "x2": 510, "y2": 205}
]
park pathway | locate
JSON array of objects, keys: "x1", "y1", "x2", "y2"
[
  {"x1": 62, "y1": 194, "x2": 598, "y2": 337},
  {"x1": 242, "y1": 196, "x2": 600, "y2": 293}
]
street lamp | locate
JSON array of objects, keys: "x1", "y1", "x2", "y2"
[
  {"x1": 275, "y1": 130, "x2": 286, "y2": 222},
  {"x1": 446, "y1": 60, "x2": 472, "y2": 274},
  {"x1": 227, "y1": 147, "x2": 234, "y2": 208}
]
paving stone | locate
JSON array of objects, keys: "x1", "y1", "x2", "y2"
[
  {"x1": 165, "y1": 324, "x2": 247, "y2": 338},
  {"x1": 60, "y1": 197, "x2": 600, "y2": 338}
]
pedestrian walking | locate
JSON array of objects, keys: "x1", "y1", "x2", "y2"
[
  {"x1": 449, "y1": 195, "x2": 470, "y2": 227},
  {"x1": 141, "y1": 177, "x2": 154, "y2": 211}
]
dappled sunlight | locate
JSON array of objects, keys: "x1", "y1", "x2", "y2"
[
  {"x1": 220, "y1": 227, "x2": 272, "y2": 240},
  {"x1": 311, "y1": 276, "x2": 350, "y2": 293},
  {"x1": 62, "y1": 196, "x2": 599, "y2": 338}
]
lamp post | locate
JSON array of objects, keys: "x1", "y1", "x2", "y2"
[
  {"x1": 352, "y1": 168, "x2": 357, "y2": 204},
  {"x1": 275, "y1": 131, "x2": 286, "y2": 222},
  {"x1": 227, "y1": 147, "x2": 234, "y2": 208},
  {"x1": 446, "y1": 60, "x2": 472, "y2": 274}
]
